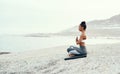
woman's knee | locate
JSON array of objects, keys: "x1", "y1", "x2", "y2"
[{"x1": 67, "y1": 48, "x2": 74, "y2": 52}]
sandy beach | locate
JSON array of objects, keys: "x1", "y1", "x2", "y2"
[
  {"x1": 1, "y1": 0, "x2": 120, "y2": 74},
  {"x1": 0, "y1": 43, "x2": 120, "y2": 74}
]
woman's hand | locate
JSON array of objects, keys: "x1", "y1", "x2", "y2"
[
  {"x1": 76, "y1": 37, "x2": 78, "y2": 42},
  {"x1": 76, "y1": 36, "x2": 83, "y2": 45},
  {"x1": 76, "y1": 37, "x2": 79, "y2": 45}
]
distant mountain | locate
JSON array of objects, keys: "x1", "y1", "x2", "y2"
[
  {"x1": 24, "y1": 14, "x2": 120, "y2": 37},
  {"x1": 58, "y1": 14, "x2": 120, "y2": 37},
  {"x1": 24, "y1": 33, "x2": 51, "y2": 37},
  {"x1": 88, "y1": 14, "x2": 120, "y2": 25}
]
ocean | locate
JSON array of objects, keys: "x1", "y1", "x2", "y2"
[{"x1": 0, "y1": 35, "x2": 120, "y2": 52}]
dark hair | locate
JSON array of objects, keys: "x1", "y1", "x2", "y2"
[{"x1": 80, "y1": 21, "x2": 87, "y2": 30}]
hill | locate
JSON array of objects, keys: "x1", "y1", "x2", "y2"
[{"x1": 58, "y1": 14, "x2": 120, "y2": 37}]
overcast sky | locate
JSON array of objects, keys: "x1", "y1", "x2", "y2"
[{"x1": 0, "y1": 0, "x2": 120, "y2": 34}]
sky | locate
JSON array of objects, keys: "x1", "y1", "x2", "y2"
[{"x1": 0, "y1": 0, "x2": 120, "y2": 34}]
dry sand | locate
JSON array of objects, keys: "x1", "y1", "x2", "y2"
[{"x1": 0, "y1": 43, "x2": 120, "y2": 74}]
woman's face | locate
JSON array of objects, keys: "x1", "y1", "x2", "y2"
[{"x1": 79, "y1": 25, "x2": 83, "y2": 31}]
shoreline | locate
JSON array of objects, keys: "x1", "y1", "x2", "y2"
[
  {"x1": 1, "y1": 39, "x2": 120, "y2": 55},
  {"x1": 1, "y1": 37, "x2": 120, "y2": 54}
]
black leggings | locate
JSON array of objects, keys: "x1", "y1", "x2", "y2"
[{"x1": 67, "y1": 46, "x2": 87, "y2": 55}]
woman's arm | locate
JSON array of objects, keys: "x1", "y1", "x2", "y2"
[{"x1": 76, "y1": 36, "x2": 82, "y2": 45}]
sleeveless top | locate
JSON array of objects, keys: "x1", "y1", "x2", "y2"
[{"x1": 77, "y1": 36, "x2": 86, "y2": 42}]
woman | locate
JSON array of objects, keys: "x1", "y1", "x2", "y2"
[{"x1": 67, "y1": 21, "x2": 87, "y2": 57}]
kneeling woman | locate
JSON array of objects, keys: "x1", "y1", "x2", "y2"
[{"x1": 67, "y1": 21, "x2": 87, "y2": 57}]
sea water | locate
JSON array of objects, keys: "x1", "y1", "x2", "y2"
[
  {"x1": 0, "y1": 35, "x2": 74, "y2": 52},
  {"x1": 0, "y1": 35, "x2": 120, "y2": 52}
]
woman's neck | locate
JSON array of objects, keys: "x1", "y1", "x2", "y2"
[{"x1": 81, "y1": 30, "x2": 85, "y2": 34}]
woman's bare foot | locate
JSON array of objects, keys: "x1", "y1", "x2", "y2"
[{"x1": 69, "y1": 54, "x2": 75, "y2": 57}]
